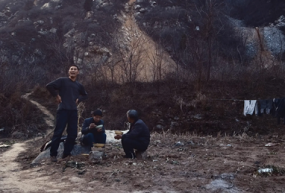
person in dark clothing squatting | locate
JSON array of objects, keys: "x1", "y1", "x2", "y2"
[
  {"x1": 114, "y1": 110, "x2": 150, "y2": 159},
  {"x1": 46, "y1": 65, "x2": 88, "y2": 162},
  {"x1": 81, "y1": 109, "x2": 106, "y2": 150}
]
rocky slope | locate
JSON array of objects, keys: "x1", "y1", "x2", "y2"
[{"x1": 0, "y1": 0, "x2": 284, "y2": 84}]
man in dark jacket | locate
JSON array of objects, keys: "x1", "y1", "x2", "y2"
[
  {"x1": 115, "y1": 110, "x2": 150, "y2": 158},
  {"x1": 81, "y1": 109, "x2": 106, "y2": 150},
  {"x1": 46, "y1": 65, "x2": 88, "y2": 162}
]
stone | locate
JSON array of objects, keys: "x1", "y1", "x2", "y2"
[
  {"x1": 206, "y1": 179, "x2": 240, "y2": 192},
  {"x1": 175, "y1": 141, "x2": 184, "y2": 146},
  {"x1": 0, "y1": 144, "x2": 10, "y2": 148},
  {"x1": 264, "y1": 27, "x2": 285, "y2": 57},
  {"x1": 170, "y1": 122, "x2": 179, "y2": 127},
  {"x1": 31, "y1": 143, "x2": 90, "y2": 166},
  {"x1": 89, "y1": 151, "x2": 105, "y2": 163},
  {"x1": 139, "y1": 8, "x2": 147, "y2": 13},
  {"x1": 37, "y1": 20, "x2": 44, "y2": 24},
  {"x1": 193, "y1": 114, "x2": 203, "y2": 120},
  {"x1": 154, "y1": 140, "x2": 161, "y2": 145},
  {"x1": 135, "y1": 150, "x2": 147, "y2": 160},
  {"x1": 134, "y1": 5, "x2": 141, "y2": 10},
  {"x1": 188, "y1": 140, "x2": 195, "y2": 145},
  {"x1": 155, "y1": 124, "x2": 163, "y2": 130},
  {"x1": 69, "y1": 176, "x2": 85, "y2": 183},
  {"x1": 50, "y1": 28, "x2": 57, "y2": 33},
  {"x1": 174, "y1": 116, "x2": 179, "y2": 121},
  {"x1": 150, "y1": 1, "x2": 157, "y2": 7},
  {"x1": 12, "y1": 131, "x2": 25, "y2": 139}
]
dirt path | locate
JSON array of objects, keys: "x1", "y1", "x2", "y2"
[
  {"x1": 0, "y1": 93, "x2": 59, "y2": 192},
  {"x1": 22, "y1": 93, "x2": 55, "y2": 129},
  {"x1": 0, "y1": 93, "x2": 128, "y2": 192}
]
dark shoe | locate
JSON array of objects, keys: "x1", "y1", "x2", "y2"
[
  {"x1": 123, "y1": 153, "x2": 135, "y2": 159},
  {"x1": 50, "y1": 156, "x2": 57, "y2": 162},
  {"x1": 62, "y1": 154, "x2": 71, "y2": 159}
]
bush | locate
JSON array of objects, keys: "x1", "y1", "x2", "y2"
[{"x1": 229, "y1": 0, "x2": 285, "y2": 27}]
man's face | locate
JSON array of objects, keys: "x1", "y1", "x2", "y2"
[
  {"x1": 127, "y1": 116, "x2": 133, "y2": 123},
  {"x1": 68, "y1": 66, "x2": 79, "y2": 78},
  {"x1": 93, "y1": 115, "x2": 102, "y2": 123}
]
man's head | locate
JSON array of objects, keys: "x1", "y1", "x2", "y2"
[
  {"x1": 126, "y1": 109, "x2": 139, "y2": 123},
  {"x1": 92, "y1": 109, "x2": 103, "y2": 123},
  {"x1": 68, "y1": 65, "x2": 79, "y2": 80}
]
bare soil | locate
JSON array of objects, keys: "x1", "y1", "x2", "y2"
[
  {"x1": 1, "y1": 132, "x2": 285, "y2": 193},
  {"x1": 2, "y1": 79, "x2": 285, "y2": 192}
]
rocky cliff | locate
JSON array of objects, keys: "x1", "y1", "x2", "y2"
[{"x1": 0, "y1": 0, "x2": 285, "y2": 85}]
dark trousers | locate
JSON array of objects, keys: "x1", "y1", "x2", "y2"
[
  {"x1": 122, "y1": 136, "x2": 147, "y2": 158},
  {"x1": 50, "y1": 110, "x2": 78, "y2": 157},
  {"x1": 82, "y1": 133, "x2": 106, "y2": 150}
]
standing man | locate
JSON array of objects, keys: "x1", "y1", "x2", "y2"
[
  {"x1": 81, "y1": 109, "x2": 107, "y2": 150},
  {"x1": 46, "y1": 65, "x2": 88, "y2": 162},
  {"x1": 115, "y1": 110, "x2": 150, "y2": 159}
]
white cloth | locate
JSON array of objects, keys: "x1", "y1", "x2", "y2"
[
  {"x1": 244, "y1": 100, "x2": 257, "y2": 116},
  {"x1": 254, "y1": 101, "x2": 259, "y2": 116}
]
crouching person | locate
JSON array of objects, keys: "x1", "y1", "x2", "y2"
[
  {"x1": 81, "y1": 109, "x2": 106, "y2": 150},
  {"x1": 115, "y1": 110, "x2": 150, "y2": 159}
]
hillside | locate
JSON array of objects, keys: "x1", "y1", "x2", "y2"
[{"x1": 1, "y1": 1, "x2": 285, "y2": 192}]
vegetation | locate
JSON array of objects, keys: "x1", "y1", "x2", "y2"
[{"x1": 1, "y1": 0, "x2": 285, "y2": 137}]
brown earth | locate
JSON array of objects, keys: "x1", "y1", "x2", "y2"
[
  {"x1": 1, "y1": 132, "x2": 285, "y2": 193},
  {"x1": 1, "y1": 79, "x2": 285, "y2": 192}
]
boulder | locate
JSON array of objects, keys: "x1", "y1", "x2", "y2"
[
  {"x1": 263, "y1": 27, "x2": 285, "y2": 56},
  {"x1": 89, "y1": 151, "x2": 105, "y2": 163},
  {"x1": 155, "y1": 124, "x2": 163, "y2": 130},
  {"x1": 31, "y1": 143, "x2": 90, "y2": 166},
  {"x1": 12, "y1": 131, "x2": 25, "y2": 139}
]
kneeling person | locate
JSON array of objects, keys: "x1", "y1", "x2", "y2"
[
  {"x1": 81, "y1": 110, "x2": 106, "y2": 150},
  {"x1": 115, "y1": 110, "x2": 150, "y2": 158}
]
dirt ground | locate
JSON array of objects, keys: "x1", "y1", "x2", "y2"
[
  {"x1": 2, "y1": 80, "x2": 285, "y2": 192},
  {"x1": 1, "y1": 132, "x2": 285, "y2": 193}
]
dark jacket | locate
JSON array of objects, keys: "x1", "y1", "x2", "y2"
[
  {"x1": 123, "y1": 119, "x2": 150, "y2": 147},
  {"x1": 81, "y1": 117, "x2": 105, "y2": 136},
  {"x1": 46, "y1": 77, "x2": 88, "y2": 110}
]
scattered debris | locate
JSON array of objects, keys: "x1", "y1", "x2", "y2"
[
  {"x1": 175, "y1": 141, "x2": 184, "y2": 146},
  {"x1": 78, "y1": 169, "x2": 87, "y2": 175},
  {"x1": 258, "y1": 168, "x2": 273, "y2": 174},
  {"x1": 257, "y1": 165, "x2": 285, "y2": 176},
  {"x1": 192, "y1": 114, "x2": 203, "y2": 120},
  {"x1": 265, "y1": 143, "x2": 278, "y2": 147},
  {"x1": 206, "y1": 179, "x2": 239, "y2": 193},
  {"x1": 154, "y1": 140, "x2": 161, "y2": 145},
  {"x1": 63, "y1": 161, "x2": 85, "y2": 172},
  {"x1": 65, "y1": 161, "x2": 85, "y2": 169},
  {"x1": 89, "y1": 151, "x2": 104, "y2": 164},
  {"x1": 0, "y1": 144, "x2": 10, "y2": 148}
]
